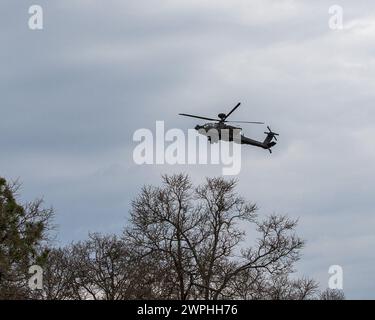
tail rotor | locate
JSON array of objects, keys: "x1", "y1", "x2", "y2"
[
  {"x1": 263, "y1": 126, "x2": 279, "y2": 153},
  {"x1": 264, "y1": 126, "x2": 279, "y2": 141}
]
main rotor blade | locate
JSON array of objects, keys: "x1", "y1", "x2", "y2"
[
  {"x1": 224, "y1": 102, "x2": 241, "y2": 120},
  {"x1": 225, "y1": 120, "x2": 264, "y2": 124},
  {"x1": 179, "y1": 113, "x2": 218, "y2": 121}
]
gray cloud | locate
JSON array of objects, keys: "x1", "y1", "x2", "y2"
[{"x1": 1, "y1": 0, "x2": 375, "y2": 298}]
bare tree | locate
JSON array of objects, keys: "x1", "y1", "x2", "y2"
[
  {"x1": 41, "y1": 234, "x2": 160, "y2": 300},
  {"x1": 125, "y1": 174, "x2": 311, "y2": 300},
  {"x1": 37, "y1": 247, "x2": 75, "y2": 300},
  {"x1": 320, "y1": 288, "x2": 345, "y2": 300},
  {"x1": 225, "y1": 270, "x2": 318, "y2": 300}
]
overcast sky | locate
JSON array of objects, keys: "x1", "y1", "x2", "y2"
[{"x1": 1, "y1": 0, "x2": 375, "y2": 299}]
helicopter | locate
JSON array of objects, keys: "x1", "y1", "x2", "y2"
[{"x1": 179, "y1": 102, "x2": 279, "y2": 153}]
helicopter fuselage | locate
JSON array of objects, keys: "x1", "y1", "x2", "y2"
[{"x1": 195, "y1": 122, "x2": 276, "y2": 151}]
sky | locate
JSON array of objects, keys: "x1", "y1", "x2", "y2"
[{"x1": 1, "y1": 0, "x2": 375, "y2": 299}]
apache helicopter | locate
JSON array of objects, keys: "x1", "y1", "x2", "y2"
[{"x1": 179, "y1": 102, "x2": 279, "y2": 153}]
